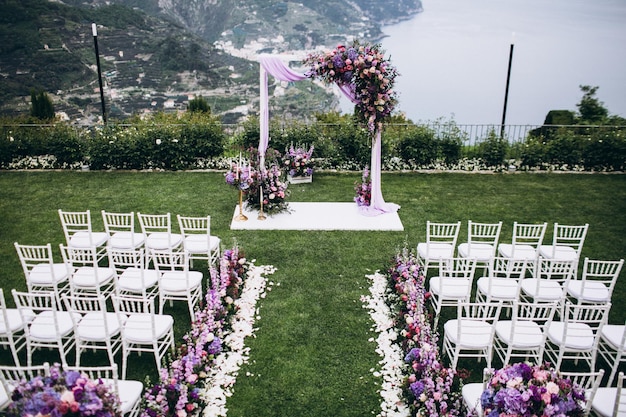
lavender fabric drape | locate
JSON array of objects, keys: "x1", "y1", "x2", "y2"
[
  {"x1": 259, "y1": 55, "x2": 307, "y2": 157},
  {"x1": 258, "y1": 55, "x2": 398, "y2": 216}
]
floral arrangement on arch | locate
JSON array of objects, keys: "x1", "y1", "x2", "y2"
[
  {"x1": 224, "y1": 155, "x2": 256, "y2": 192},
  {"x1": 6, "y1": 363, "x2": 122, "y2": 417},
  {"x1": 304, "y1": 40, "x2": 399, "y2": 131},
  {"x1": 480, "y1": 362, "x2": 586, "y2": 417},
  {"x1": 282, "y1": 144, "x2": 314, "y2": 178},
  {"x1": 354, "y1": 165, "x2": 372, "y2": 207},
  {"x1": 142, "y1": 246, "x2": 249, "y2": 417}
]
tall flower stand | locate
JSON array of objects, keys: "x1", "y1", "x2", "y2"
[{"x1": 234, "y1": 189, "x2": 248, "y2": 221}]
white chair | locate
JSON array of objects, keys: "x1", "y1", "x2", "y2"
[
  {"x1": 442, "y1": 300, "x2": 502, "y2": 369},
  {"x1": 558, "y1": 369, "x2": 604, "y2": 417},
  {"x1": 519, "y1": 257, "x2": 577, "y2": 304},
  {"x1": 107, "y1": 247, "x2": 159, "y2": 300},
  {"x1": 0, "y1": 363, "x2": 50, "y2": 411},
  {"x1": 567, "y1": 258, "x2": 624, "y2": 305},
  {"x1": 62, "y1": 293, "x2": 123, "y2": 368},
  {"x1": 417, "y1": 221, "x2": 461, "y2": 275},
  {"x1": 60, "y1": 244, "x2": 116, "y2": 300},
  {"x1": 102, "y1": 210, "x2": 145, "y2": 250},
  {"x1": 65, "y1": 364, "x2": 143, "y2": 417},
  {"x1": 545, "y1": 301, "x2": 611, "y2": 370},
  {"x1": 11, "y1": 290, "x2": 78, "y2": 367},
  {"x1": 428, "y1": 257, "x2": 477, "y2": 328},
  {"x1": 14, "y1": 242, "x2": 71, "y2": 305},
  {"x1": 538, "y1": 223, "x2": 589, "y2": 263},
  {"x1": 177, "y1": 214, "x2": 221, "y2": 267},
  {"x1": 0, "y1": 288, "x2": 33, "y2": 366},
  {"x1": 592, "y1": 372, "x2": 626, "y2": 417},
  {"x1": 493, "y1": 300, "x2": 559, "y2": 366},
  {"x1": 462, "y1": 368, "x2": 492, "y2": 417},
  {"x1": 137, "y1": 212, "x2": 183, "y2": 253},
  {"x1": 475, "y1": 256, "x2": 528, "y2": 308},
  {"x1": 151, "y1": 249, "x2": 202, "y2": 318},
  {"x1": 498, "y1": 222, "x2": 548, "y2": 277},
  {"x1": 598, "y1": 322, "x2": 626, "y2": 386},
  {"x1": 111, "y1": 294, "x2": 174, "y2": 380},
  {"x1": 58, "y1": 209, "x2": 109, "y2": 260},
  {"x1": 457, "y1": 220, "x2": 502, "y2": 268}
]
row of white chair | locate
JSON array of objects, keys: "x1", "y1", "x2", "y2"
[
  {"x1": 0, "y1": 362, "x2": 143, "y2": 416},
  {"x1": 1, "y1": 287, "x2": 175, "y2": 380},
  {"x1": 417, "y1": 220, "x2": 589, "y2": 277},
  {"x1": 59, "y1": 209, "x2": 221, "y2": 267}
]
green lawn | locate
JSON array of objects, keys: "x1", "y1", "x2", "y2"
[{"x1": 1, "y1": 171, "x2": 625, "y2": 417}]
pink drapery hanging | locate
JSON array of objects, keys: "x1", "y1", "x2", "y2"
[{"x1": 258, "y1": 55, "x2": 399, "y2": 215}]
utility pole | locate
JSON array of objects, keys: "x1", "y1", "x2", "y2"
[
  {"x1": 92, "y1": 23, "x2": 107, "y2": 124},
  {"x1": 500, "y1": 33, "x2": 515, "y2": 139}
]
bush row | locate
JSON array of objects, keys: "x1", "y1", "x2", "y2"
[{"x1": 1, "y1": 112, "x2": 625, "y2": 171}]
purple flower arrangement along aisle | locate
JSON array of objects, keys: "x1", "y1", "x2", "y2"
[
  {"x1": 361, "y1": 249, "x2": 588, "y2": 417},
  {"x1": 142, "y1": 245, "x2": 276, "y2": 417}
]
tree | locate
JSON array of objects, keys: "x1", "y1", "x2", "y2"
[
  {"x1": 30, "y1": 89, "x2": 55, "y2": 120},
  {"x1": 187, "y1": 95, "x2": 211, "y2": 113},
  {"x1": 577, "y1": 85, "x2": 608, "y2": 124}
]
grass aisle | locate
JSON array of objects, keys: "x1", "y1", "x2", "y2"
[{"x1": 0, "y1": 171, "x2": 625, "y2": 416}]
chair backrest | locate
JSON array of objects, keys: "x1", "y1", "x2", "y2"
[
  {"x1": 59, "y1": 243, "x2": 98, "y2": 268},
  {"x1": 426, "y1": 221, "x2": 461, "y2": 246},
  {"x1": 455, "y1": 300, "x2": 503, "y2": 340},
  {"x1": 177, "y1": 215, "x2": 210, "y2": 236},
  {"x1": 559, "y1": 369, "x2": 604, "y2": 416},
  {"x1": 438, "y1": 257, "x2": 477, "y2": 281},
  {"x1": 0, "y1": 362, "x2": 50, "y2": 398},
  {"x1": 14, "y1": 242, "x2": 55, "y2": 275},
  {"x1": 537, "y1": 257, "x2": 577, "y2": 284},
  {"x1": 107, "y1": 247, "x2": 147, "y2": 272},
  {"x1": 137, "y1": 212, "x2": 172, "y2": 234},
  {"x1": 111, "y1": 293, "x2": 158, "y2": 338},
  {"x1": 511, "y1": 221, "x2": 548, "y2": 248},
  {"x1": 512, "y1": 299, "x2": 559, "y2": 324},
  {"x1": 467, "y1": 220, "x2": 503, "y2": 247},
  {"x1": 11, "y1": 289, "x2": 62, "y2": 331},
  {"x1": 579, "y1": 257, "x2": 624, "y2": 296},
  {"x1": 58, "y1": 209, "x2": 95, "y2": 242},
  {"x1": 615, "y1": 372, "x2": 626, "y2": 417},
  {"x1": 102, "y1": 210, "x2": 135, "y2": 234},
  {"x1": 13, "y1": 242, "x2": 67, "y2": 295},
  {"x1": 486, "y1": 256, "x2": 528, "y2": 280},
  {"x1": 560, "y1": 301, "x2": 611, "y2": 340},
  {"x1": 551, "y1": 223, "x2": 589, "y2": 251},
  {"x1": 151, "y1": 249, "x2": 189, "y2": 273}
]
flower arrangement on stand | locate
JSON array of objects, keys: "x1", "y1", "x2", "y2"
[
  {"x1": 362, "y1": 248, "x2": 465, "y2": 417},
  {"x1": 480, "y1": 362, "x2": 586, "y2": 417},
  {"x1": 354, "y1": 165, "x2": 372, "y2": 207},
  {"x1": 6, "y1": 363, "x2": 122, "y2": 417},
  {"x1": 282, "y1": 144, "x2": 314, "y2": 182},
  {"x1": 245, "y1": 164, "x2": 290, "y2": 215},
  {"x1": 304, "y1": 40, "x2": 398, "y2": 132}
]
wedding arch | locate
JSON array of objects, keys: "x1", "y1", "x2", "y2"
[{"x1": 258, "y1": 41, "x2": 400, "y2": 216}]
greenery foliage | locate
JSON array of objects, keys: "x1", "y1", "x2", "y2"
[{"x1": 30, "y1": 90, "x2": 55, "y2": 121}]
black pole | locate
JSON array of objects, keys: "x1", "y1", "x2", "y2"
[
  {"x1": 500, "y1": 40, "x2": 514, "y2": 139},
  {"x1": 92, "y1": 23, "x2": 107, "y2": 124}
]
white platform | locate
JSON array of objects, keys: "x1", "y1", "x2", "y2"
[{"x1": 230, "y1": 202, "x2": 403, "y2": 231}]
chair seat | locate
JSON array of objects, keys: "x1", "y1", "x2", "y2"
[
  {"x1": 548, "y1": 321, "x2": 595, "y2": 350},
  {"x1": 458, "y1": 243, "x2": 494, "y2": 262},
  {"x1": 461, "y1": 382, "x2": 484, "y2": 416},
  {"x1": 538, "y1": 245, "x2": 578, "y2": 261},
  {"x1": 0, "y1": 308, "x2": 35, "y2": 333},
  {"x1": 123, "y1": 313, "x2": 174, "y2": 343},
  {"x1": 76, "y1": 312, "x2": 123, "y2": 340},
  {"x1": 429, "y1": 277, "x2": 471, "y2": 299},
  {"x1": 109, "y1": 232, "x2": 145, "y2": 249},
  {"x1": 444, "y1": 320, "x2": 493, "y2": 348},
  {"x1": 498, "y1": 244, "x2": 537, "y2": 260},
  {"x1": 160, "y1": 271, "x2": 203, "y2": 292},
  {"x1": 495, "y1": 320, "x2": 544, "y2": 347},
  {"x1": 476, "y1": 277, "x2": 519, "y2": 300},
  {"x1": 72, "y1": 267, "x2": 115, "y2": 288},
  {"x1": 28, "y1": 263, "x2": 71, "y2": 285},
  {"x1": 145, "y1": 233, "x2": 183, "y2": 250},
  {"x1": 520, "y1": 278, "x2": 564, "y2": 301},
  {"x1": 567, "y1": 281, "x2": 610, "y2": 303},
  {"x1": 101, "y1": 378, "x2": 143, "y2": 415},
  {"x1": 117, "y1": 268, "x2": 160, "y2": 292},
  {"x1": 68, "y1": 231, "x2": 109, "y2": 248},
  {"x1": 601, "y1": 324, "x2": 626, "y2": 349},
  {"x1": 30, "y1": 311, "x2": 79, "y2": 340},
  {"x1": 417, "y1": 242, "x2": 454, "y2": 260},
  {"x1": 183, "y1": 235, "x2": 221, "y2": 254},
  {"x1": 591, "y1": 387, "x2": 619, "y2": 417}
]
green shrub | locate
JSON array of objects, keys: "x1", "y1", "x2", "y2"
[
  {"x1": 478, "y1": 130, "x2": 508, "y2": 167},
  {"x1": 398, "y1": 125, "x2": 438, "y2": 165}
]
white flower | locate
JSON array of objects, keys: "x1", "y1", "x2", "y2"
[{"x1": 156, "y1": 138, "x2": 162, "y2": 145}]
